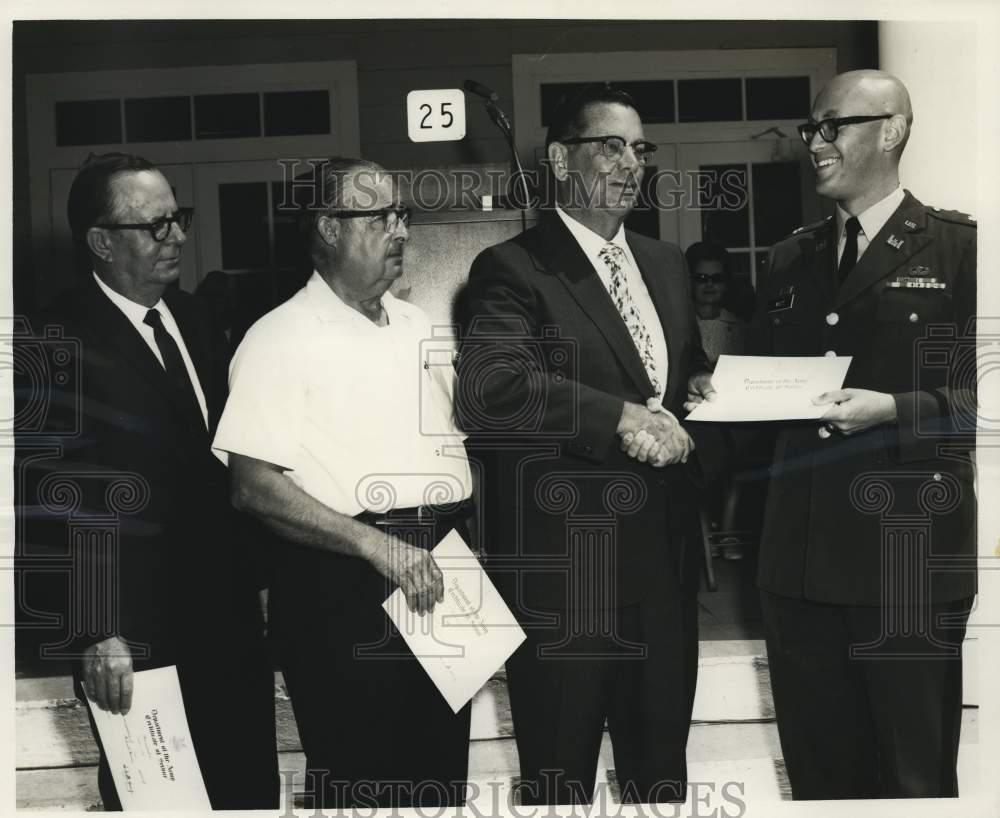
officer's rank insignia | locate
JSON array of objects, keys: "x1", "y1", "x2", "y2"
[{"x1": 886, "y1": 234, "x2": 904, "y2": 250}]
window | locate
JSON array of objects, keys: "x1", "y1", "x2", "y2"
[
  {"x1": 55, "y1": 99, "x2": 121, "y2": 146},
  {"x1": 50, "y1": 89, "x2": 334, "y2": 146},
  {"x1": 124, "y1": 96, "x2": 192, "y2": 143}
]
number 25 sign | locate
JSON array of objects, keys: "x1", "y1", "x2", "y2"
[{"x1": 407, "y1": 89, "x2": 466, "y2": 143}]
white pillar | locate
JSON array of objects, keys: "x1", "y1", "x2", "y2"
[{"x1": 878, "y1": 21, "x2": 977, "y2": 214}]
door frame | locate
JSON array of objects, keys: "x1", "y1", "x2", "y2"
[{"x1": 26, "y1": 60, "x2": 359, "y2": 299}]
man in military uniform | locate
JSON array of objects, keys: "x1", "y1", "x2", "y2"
[{"x1": 689, "y1": 70, "x2": 976, "y2": 799}]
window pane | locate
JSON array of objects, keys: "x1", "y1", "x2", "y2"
[
  {"x1": 219, "y1": 182, "x2": 270, "y2": 270},
  {"x1": 540, "y1": 81, "x2": 675, "y2": 126},
  {"x1": 697, "y1": 163, "x2": 750, "y2": 247},
  {"x1": 618, "y1": 81, "x2": 674, "y2": 125},
  {"x1": 263, "y1": 90, "x2": 330, "y2": 137},
  {"x1": 55, "y1": 99, "x2": 122, "y2": 146},
  {"x1": 725, "y1": 252, "x2": 757, "y2": 320},
  {"x1": 624, "y1": 164, "x2": 660, "y2": 240},
  {"x1": 746, "y1": 77, "x2": 811, "y2": 121},
  {"x1": 271, "y1": 180, "x2": 301, "y2": 270},
  {"x1": 540, "y1": 83, "x2": 589, "y2": 126},
  {"x1": 195, "y1": 93, "x2": 261, "y2": 139},
  {"x1": 124, "y1": 96, "x2": 192, "y2": 143},
  {"x1": 755, "y1": 250, "x2": 771, "y2": 294},
  {"x1": 677, "y1": 79, "x2": 742, "y2": 122},
  {"x1": 752, "y1": 161, "x2": 802, "y2": 246}
]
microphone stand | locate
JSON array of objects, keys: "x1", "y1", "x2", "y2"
[{"x1": 481, "y1": 98, "x2": 530, "y2": 233}]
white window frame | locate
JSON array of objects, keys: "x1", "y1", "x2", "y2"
[
  {"x1": 26, "y1": 60, "x2": 359, "y2": 286},
  {"x1": 512, "y1": 48, "x2": 837, "y2": 161}
]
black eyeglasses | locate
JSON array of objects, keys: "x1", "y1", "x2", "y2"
[
  {"x1": 560, "y1": 135, "x2": 658, "y2": 163},
  {"x1": 326, "y1": 205, "x2": 411, "y2": 234},
  {"x1": 95, "y1": 207, "x2": 194, "y2": 242},
  {"x1": 797, "y1": 115, "x2": 894, "y2": 145},
  {"x1": 693, "y1": 273, "x2": 727, "y2": 284}
]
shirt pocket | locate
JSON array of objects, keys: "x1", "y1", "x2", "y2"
[{"x1": 876, "y1": 289, "x2": 953, "y2": 326}]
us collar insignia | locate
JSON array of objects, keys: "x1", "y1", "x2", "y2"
[
  {"x1": 886, "y1": 234, "x2": 904, "y2": 250},
  {"x1": 903, "y1": 219, "x2": 918, "y2": 230}
]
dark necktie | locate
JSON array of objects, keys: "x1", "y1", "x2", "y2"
[
  {"x1": 837, "y1": 216, "x2": 862, "y2": 284},
  {"x1": 143, "y1": 308, "x2": 206, "y2": 432}
]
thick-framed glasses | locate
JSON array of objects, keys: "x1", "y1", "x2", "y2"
[
  {"x1": 95, "y1": 207, "x2": 194, "y2": 242},
  {"x1": 327, "y1": 205, "x2": 412, "y2": 234},
  {"x1": 560, "y1": 135, "x2": 658, "y2": 163},
  {"x1": 797, "y1": 114, "x2": 894, "y2": 145},
  {"x1": 692, "y1": 273, "x2": 727, "y2": 284}
]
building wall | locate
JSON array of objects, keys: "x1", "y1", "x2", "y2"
[{"x1": 12, "y1": 19, "x2": 878, "y2": 309}]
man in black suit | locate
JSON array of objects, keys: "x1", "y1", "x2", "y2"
[
  {"x1": 456, "y1": 86, "x2": 725, "y2": 805},
  {"x1": 23, "y1": 153, "x2": 277, "y2": 809},
  {"x1": 689, "y1": 70, "x2": 976, "y2": 799}
]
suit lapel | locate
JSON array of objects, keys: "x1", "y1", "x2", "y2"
[
  {"x1": 534, "y1": 217, "x2": 656, "y2": 397},
  {"x1": 80, "y1": 278, "x2": 209, "y2": 428},
  {"x1": 78, "y1": 277, "x2": 179, "y2": 401},
  {"x1": 834, "y1": 191, "x2": 931, "y2": 309}
]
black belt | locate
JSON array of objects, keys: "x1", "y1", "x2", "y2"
[{"x1": 356, "y1": 498, "x2": 474, "y2": 528}]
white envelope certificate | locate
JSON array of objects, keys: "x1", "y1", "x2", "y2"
[
  {"x1": 85, "y1": 665, "x2": 210, "y2": 810},
  {"x1": 686, "y1": 354, "x2": 853, "y2": 422},
  {"x1": 382, "y1": 529, "x2": 526, "y2": 713}
]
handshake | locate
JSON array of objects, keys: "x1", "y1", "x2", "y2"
[{"x1": 616, "y1": 398, "x2": 695, "y2": 468}]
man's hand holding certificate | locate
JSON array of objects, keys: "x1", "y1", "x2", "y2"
[
  {"x1": 685, "y1": 355, "x2": 853, "y2": 422},
  {"x1": 84, "y1": 666, "x2": 210, "y2": 810},
  {"x1": 383, "y1": 530, "x2": 526, "y2": 713}
]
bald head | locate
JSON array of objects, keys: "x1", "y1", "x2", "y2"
[
  {"x1": 819, "y1": 70, "x2": 911, "y2": 119},
  {"x1": 814, "y1": 70, "x2": 913, "y2": 158},
  {"x1": 805, "y1": 70, "x2": 916, "y2": 213}
]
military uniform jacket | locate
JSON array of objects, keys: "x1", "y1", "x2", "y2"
[{"x1": 753, "y1": 191, "x2": 976, "y2": 606}]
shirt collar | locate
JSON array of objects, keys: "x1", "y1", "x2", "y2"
[
  {"x1": 837, "y1": 185, "x2": 905, "y2": 242},
  {"x1": 93, "y1": 271, "x2": 165, "y2": 323},
  {"x1": 304, "y1": 270, "x2": 405, "y2": 324},
  {"x1": 555, "y1": 206, "x2": 630, "y2": 265}
]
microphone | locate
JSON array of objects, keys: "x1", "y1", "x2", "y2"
[{"x1": 464, "y1": 79, "x2": 499, "y2": 103}]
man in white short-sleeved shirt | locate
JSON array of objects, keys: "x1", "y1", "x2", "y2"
[{"x1": 212, "y1": 158, "x2": 473, "y2": 810}]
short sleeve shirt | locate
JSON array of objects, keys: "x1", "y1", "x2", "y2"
[{"x1": 212, "y1": 272, "x2": 472, "y2": 517}]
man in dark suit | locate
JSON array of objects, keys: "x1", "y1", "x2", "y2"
[
  {"x1": 690, "y1": 70, "x2": 976, "y2": 799},
  {"x1": 456, "y1": 86, "x2": 724, "y2": 805},
  {"x1": 22, "y1": 153, "x2": 277, "y2": 809}
]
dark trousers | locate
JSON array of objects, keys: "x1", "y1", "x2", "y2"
[
  {"x1": 761, "y1": 590, "x2": 972, "y2": 799},
  {"x1": 506, "y1": 584, "x2": 699, "y2": 805},
  {"x1": 272, "y1": 516, "x2": 473, "y2": 810},
  {"x1": 76, "y1": 637, "x2": 278, "y2": 811}
]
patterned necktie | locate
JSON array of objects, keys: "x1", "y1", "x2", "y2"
[
  {"x1": 599, "y1": 243, "x2": 661, "y2": 395},
  {"x1": 838, "y1": 216, "x2": 862, "y2": 284}
]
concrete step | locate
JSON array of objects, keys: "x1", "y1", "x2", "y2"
[
  {"x1": 16, "y1": 710, "x2": 980, "y2": 811},
  {"x1": 15, "y1": 638, "x2": 981, "y2": 809}
]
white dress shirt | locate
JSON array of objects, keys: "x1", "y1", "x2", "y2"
[
  {"x1": 212, "y1": 272, "x2": 472, "y2": 517},
  {"x1": 555, "y1": 207, "x2": 669, "y2": 398},
  {"x1": 836, "y1": 185, "x2": 905, "y2": 265},
  {"x1": 93, "y1": 272, "x2": 209, "y2": 427}
]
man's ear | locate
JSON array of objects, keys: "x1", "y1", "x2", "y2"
[
  {"x1": 882, "y1": 114, "x2": 909, "y2": 153},
  {"x1": 547, "y1": 142, "x2": 569, "y2": 181},
  {"x1": 316, "y1": 214, "x2": 340, "y2": 248},
  {"x1": 86, "y1": 227, "x2": 114, "y2": 263}
]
